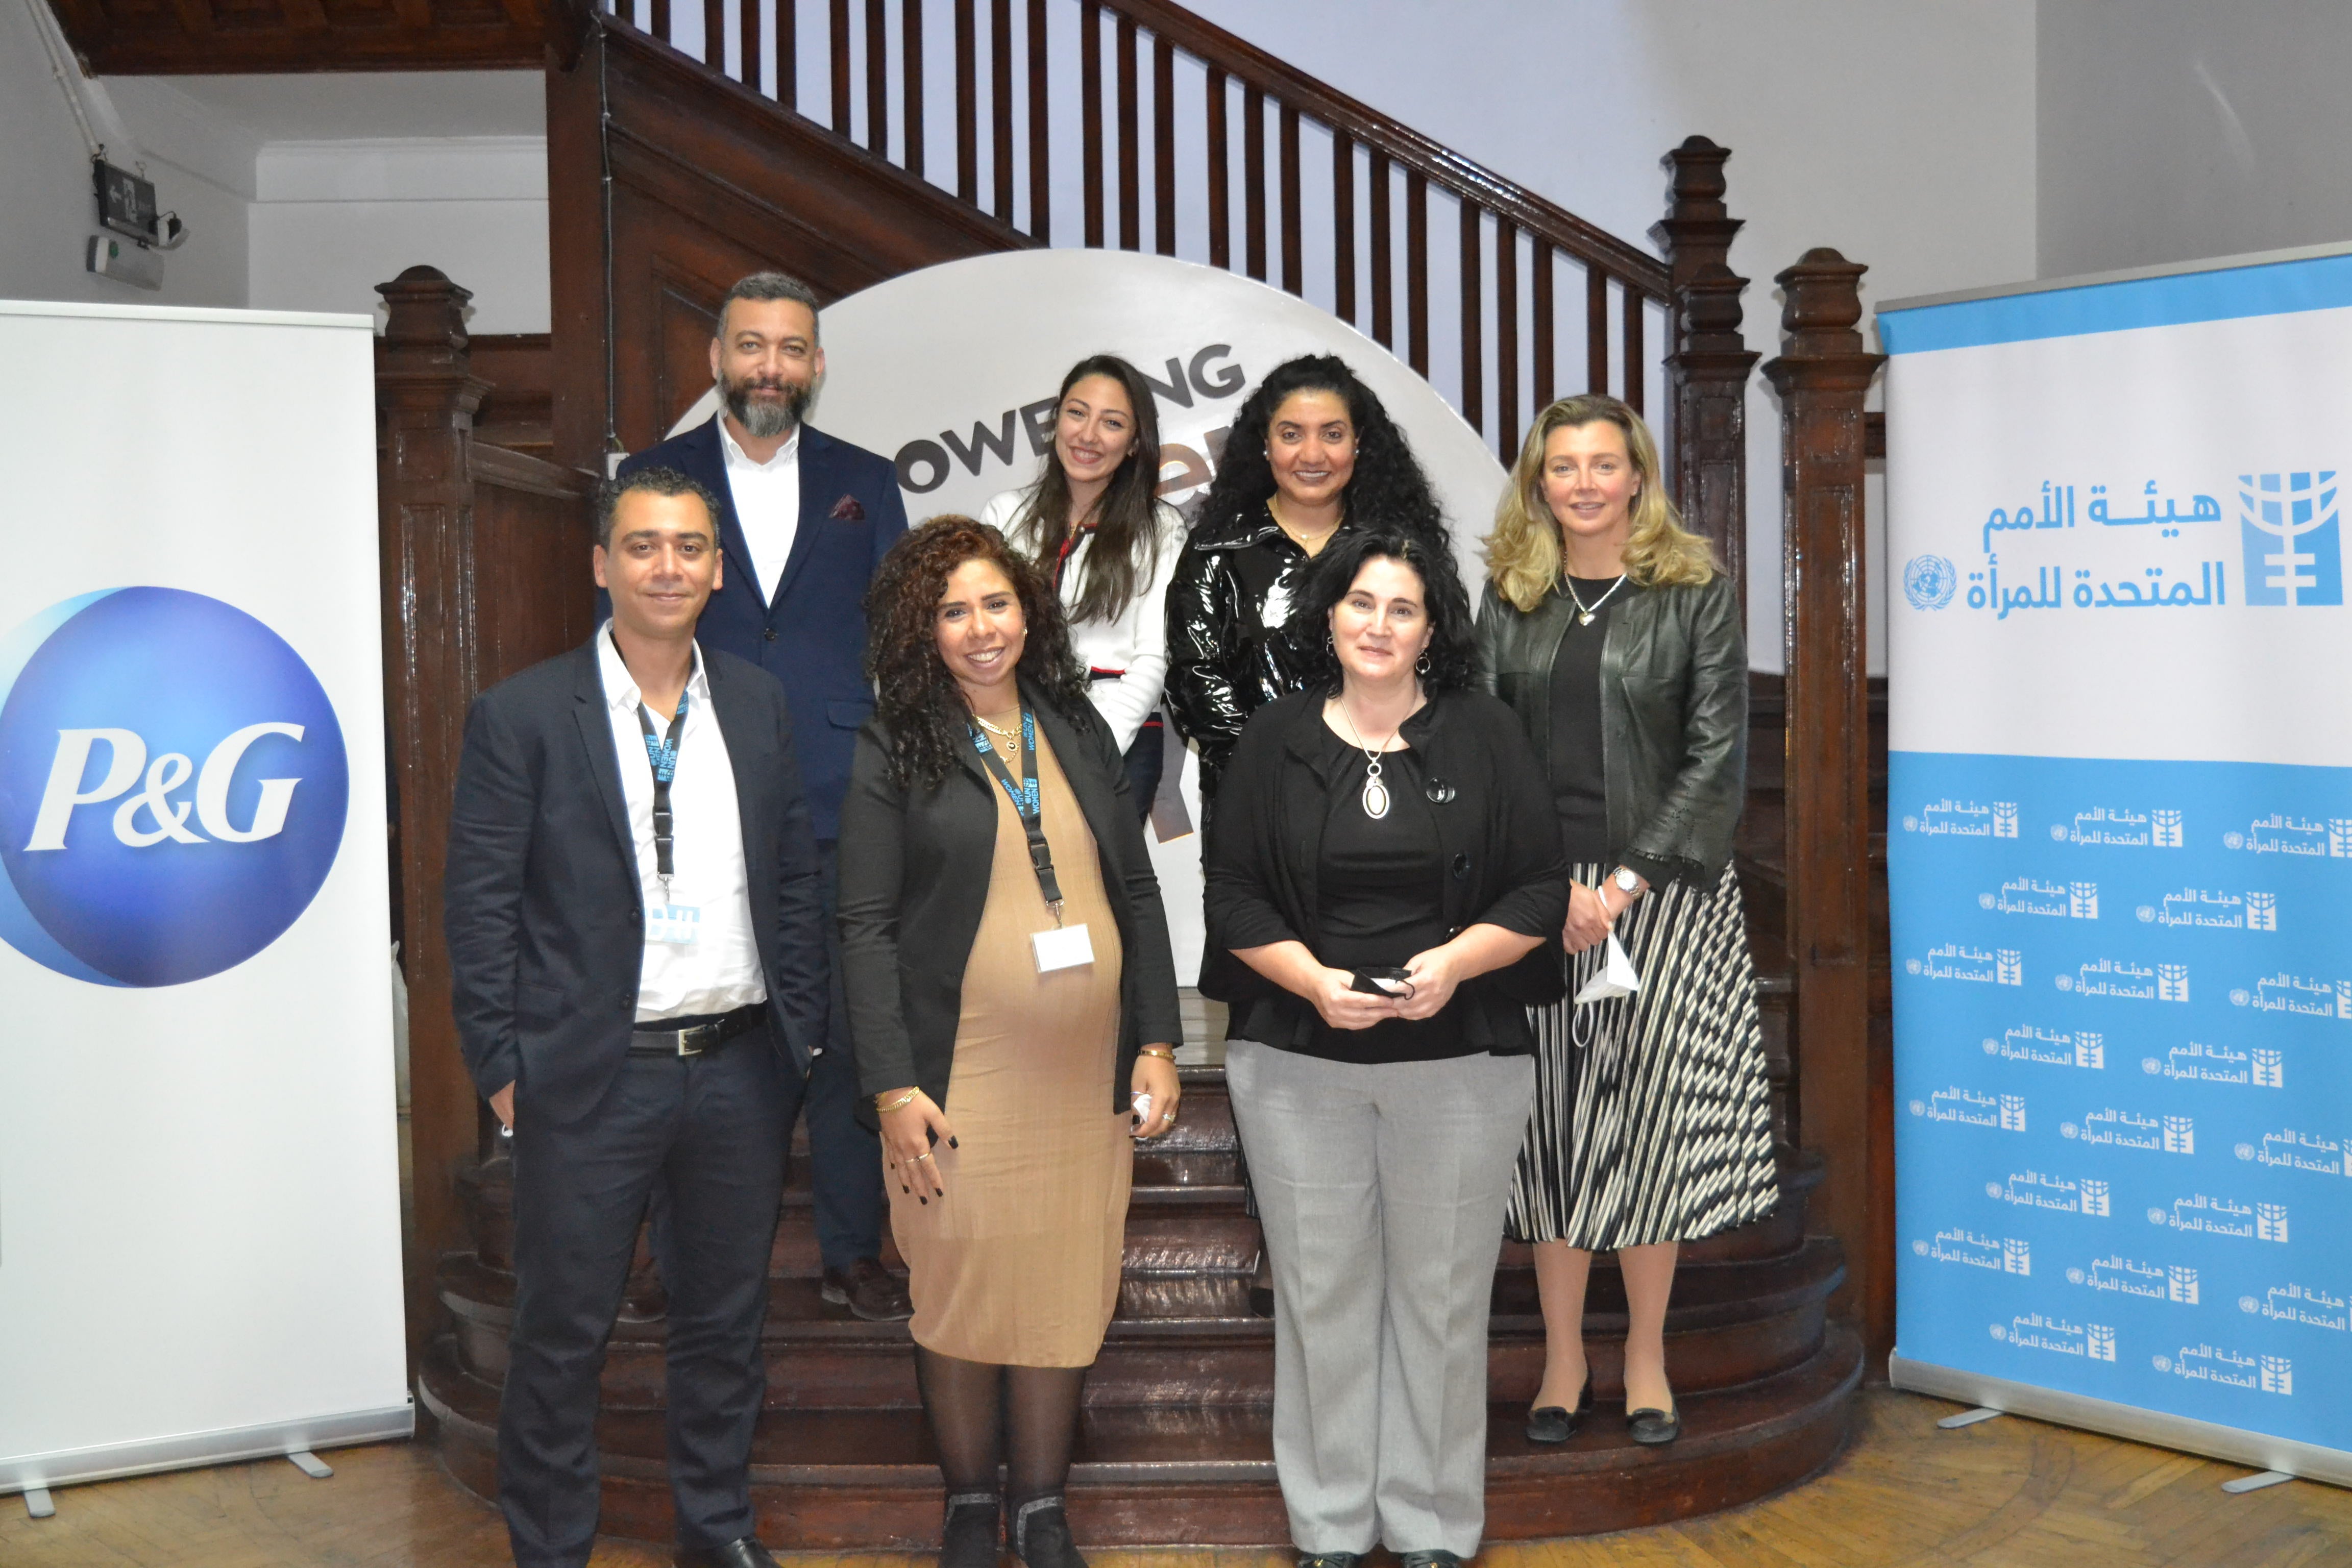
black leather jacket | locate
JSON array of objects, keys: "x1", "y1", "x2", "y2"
[
  {"x1": 1474, "y1": 572, "x2": 1747, "y2": 883},
  {"x1": 1163, "y1": 503, "x2": 1334, "y2": 806}
]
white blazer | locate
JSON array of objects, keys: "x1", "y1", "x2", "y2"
[{"x1": 981, "y1": 487, "x2": 1188, "y2": 750}]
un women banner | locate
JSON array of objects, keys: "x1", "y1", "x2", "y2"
[{"x1": 1881, "y1": 248, "x2": 2352, "y2": 1484}]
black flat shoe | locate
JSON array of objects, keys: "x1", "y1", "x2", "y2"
[
  {"x1": 1526, "y1": 1376, "x2": 1594, "y2": 1443},
  {"x1": 1627, "y1": 1404, "x2": 1682, "y2": 1446},
  {"x1": 940, "y1": 1491, "x2": 1000, "y2": 1568},
  {"x1": 1297, "y1": 1555, "x2": 1361, "y2": 1568},
  {"x1": 1399, "y1": 1552, "x2": 1465, "y2": 1568},
  {"x1": 674, "y1": 1538, "x2": 780, "y2": 1568},
  {"x1": 1011, "y1": 1494, "x2": 1086, "y2": 1568}
]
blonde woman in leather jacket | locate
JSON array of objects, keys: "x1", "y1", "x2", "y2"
[{"x1": 1475, "y1": 394, "x2": 1777, "y2": 1452}]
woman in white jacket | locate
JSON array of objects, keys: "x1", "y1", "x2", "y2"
[{"x1": 981, "y1": 354, "x2": 1189, "y2": 818}]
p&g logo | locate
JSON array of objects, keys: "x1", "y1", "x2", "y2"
[{"x1": 0, "y1": 588, "x2": 349, "y2": 986}]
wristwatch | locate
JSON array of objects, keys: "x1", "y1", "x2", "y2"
[{"x1": 1612, "y1": 866, "x2": 1642, "y2": 894}]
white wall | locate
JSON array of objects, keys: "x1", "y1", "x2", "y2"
[
  {"x1": 1170, "y1": 0, "x2": 2042, "y2": 674},
  {"x1": 0, "y1": 4, "x2": 251, "y2": 310},
  {"x1": 2039, "y1": 0, "x2": 2352, "y2": 280}
]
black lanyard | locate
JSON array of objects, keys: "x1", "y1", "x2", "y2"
[
  {"x1": 969, "y1": 706, "x2": 1065, "y2": 918},
  {"x1": 629, "y1": 669, "x2": 690, "y2": 895}
]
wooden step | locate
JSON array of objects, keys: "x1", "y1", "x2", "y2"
[{"x1": 418, "y1": 1324, "x2": 1861, "y2": 1546}]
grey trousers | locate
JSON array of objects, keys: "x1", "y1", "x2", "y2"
[{"x1": 1226, "y1": 1040, "x2": 1537, "y2": 1558}]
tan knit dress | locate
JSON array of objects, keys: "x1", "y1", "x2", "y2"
[{"x1": 889, "y1": 708, "x2": 1132, "y2": 1367}]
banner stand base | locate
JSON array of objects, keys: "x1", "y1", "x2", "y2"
[
  {"x1": 1890, "y1": 1355, "x2": 2350, "y2": 1489},
  {"x1": 23, "y1": 1488, "x2": 55, "y2": 1518},
  {"x1": 0, "y1": 1401, "x2": 412, "y2": 1498},
  {"x1": 2220, "y1": 1471, "x2": 2296, "y2": 1495},
  {"x1": 1936, "y1": 1406, "x2": 2006, "y2": 1429}
]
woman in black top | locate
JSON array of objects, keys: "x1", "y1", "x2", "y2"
[
  {"x1": 1163, "y1": 354, "x2": 1453, "y2": 815},
  {"x1": 1477, "y1": 395, "x2": 1776, "y2": 1451},
  {"x1": 1204, "y1": 530, "x2": 1565, "y2": 1568}
]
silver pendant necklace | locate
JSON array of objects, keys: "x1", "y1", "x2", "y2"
[
  {"x1": 1564, "y1": 571, "x2": 1629, "y2": 626},
  {"x1": 1336, "y1": 697, "x2": 1409, "y2": 820}
]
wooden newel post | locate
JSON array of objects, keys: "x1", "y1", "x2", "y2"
[
  {"x1": 1761, "y1": 248, "x2": 1888, "y2": 1355},
  {"x1": 1654, "y1": 136, "x2": 1759, "y2": 600},
  {"x1": 376, "y1": 264, "x2": 492, "y2": 1369}
]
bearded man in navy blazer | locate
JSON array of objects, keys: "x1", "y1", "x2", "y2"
[
  {"x1": 447, "y1": 468, "x2": 827, "y2": 1568},
  {"x1": 618, "y1": 272, "x2": 913, "y2": 1323}
]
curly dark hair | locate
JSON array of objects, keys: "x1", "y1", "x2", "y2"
[
  {"x1": 863, "y1": 516, "x2": 1092, "y2": 788},
  {"x1": 1192, "y1": 353, "x2": 1450, "y2": 550},
  {"x1": 1283, "y1": 528, "x2": 1480, "y2": 694}
]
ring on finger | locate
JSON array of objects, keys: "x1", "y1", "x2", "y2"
[{"x1": 913, "y1": 1150, "x2": 934, "y2": 1162}]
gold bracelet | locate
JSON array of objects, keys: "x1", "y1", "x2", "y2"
[
  {"x1": 875, "y1": 1089, "x2": 918, "y2": 1114},
  {"x1": 1137, "y1": 1046, "x2": 1177, "y2": 1062}
]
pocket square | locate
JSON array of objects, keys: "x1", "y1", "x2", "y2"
[{"x1": 828, "y1": 494, "x2": 866, "y2": 522}]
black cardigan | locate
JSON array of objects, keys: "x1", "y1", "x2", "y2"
[
  {"x1": 836, "y1": 677, "x2": 1184, "y2": 1123},
  {"x1": 1200, "y1": 687, "x2": 1569, "y2": 1055}
]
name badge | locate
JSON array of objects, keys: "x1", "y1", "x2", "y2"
[
  {"x1": 646, "y1": 902, "x2": 703, "y2": 946},
  {"x1": 1032, "y1": 922, "x2": 1094, "y2": 973}
]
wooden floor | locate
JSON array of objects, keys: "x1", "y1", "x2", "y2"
[{"x1": 7, "y1": 1391, "x2": 2347, "y2": 1567}]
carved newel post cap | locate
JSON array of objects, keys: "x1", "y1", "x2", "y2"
[
  {"x1": 377, "y1": 266, "x2": 474, "y2": 365},
  {"x1": 1664, "y1": 136, "x2": 1731, "y2": 200}
]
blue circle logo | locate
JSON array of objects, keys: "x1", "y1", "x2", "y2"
[
  {"x1": 1903, "y1": 554, "x2": 1957, "y2": 610},
  {"x1": 0, "y1": 588, "x2": 349, "y2": 987}
]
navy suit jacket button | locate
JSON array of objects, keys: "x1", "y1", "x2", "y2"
[{"x1": 764, "y1": 626, "x2": 778, "y2": 642}]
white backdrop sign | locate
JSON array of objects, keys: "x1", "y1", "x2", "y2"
[
  {"x1": 1881, "y1": 248, "x2": 2352, "y2": 1484},
  {"x1": 676, "y1": 250, "x2": 1509, "y2": 976},
  {"x1": 0, "y1": 302, "x2": 408, "y2": 1496}
]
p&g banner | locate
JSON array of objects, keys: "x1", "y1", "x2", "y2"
[{"x1": 1880, "y1": 249, "x2": 2352, "y2": 1484}]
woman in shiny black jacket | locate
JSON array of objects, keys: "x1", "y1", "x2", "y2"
[{"x1": 1163, "y1": 354, "x2": 1453, "y2": 819}]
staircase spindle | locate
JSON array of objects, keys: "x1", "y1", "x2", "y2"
[
  {"x1": 954, "y1": 0, "x2": 977, "y2": 205},
  {"x1": 990, "y1": 0, "x2": 1013, "y2": 224},
  {"x1": 900, "y1": 0, "x2": 921, "y2": 173},
  {"x1": 1279, "y1": 104, "x2": 1301, "y2": 295},
  {"x1": 778, "y1": 0, "x2": 794, "y2": 107},
  {"x1": 1532, "y1": 239, "x2": 1554, "y2": 412},
  {"x1": 1586, "y1": 264, "x2": 1609, "y2": 394},
  {"x1": 741, "y1": 0, "x2": 760, "y2": 90},
  {"x1": 704, "y1": 0, "x2": 723, "y2": 74},
  {"x1": 1368, "y1": 150, "x2": 1391, "y2": 348},
  {"x1": 1116, "y1": 15, "x2": 1139, "y2": 250},
  {"x1": 1459, "y1": 198, "x2": 1483, "y2": 436},
  {"x1": 863, "y1": 0, "x2": 886, "y2": 152},
  {"x1": 1026, "y1": 0, "x2": 1050, "y2": 240},
  {"x1": 1496, "y1": 215, "x2": 1518, "y2": 460},
  {"x1": 1080, "y1": 1, "x2": 1103, "y2": 245},
  {"x1": 1242, "y1": 86, "x2": 1266, "y2": 282},
  {"x1": 1405, "y1": 171, "x2": 1427, "y2": 375},
  {"x1": 1205, "y1": 66, "x2": 1229, "y2": 270},
  {"x1": 1153, "y1": 35, "x2": 1175, "y2": 256},
  {"x1": 649, "y1": 0, "x2": 668, "y2": 51},
  {"x1": 1622, "y1": 285, "x2": 1645, "y2": 414},
  {"x1": 829, "y1": 0, "x2": 851, "y2": 134},
  {"x1": 1331, "y1": 130, "x2": 1354, "y2": 324}
]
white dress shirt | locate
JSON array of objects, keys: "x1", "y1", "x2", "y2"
[
  {"x1": 596, "y1": 624, "x2": 768, "y2": 1022},
  {"x1": 980, "y1": 488, "x2": 1189, "y2": 749},
  {"x1": 717, "y1": 415, "x2": 802, "y2": 607}
]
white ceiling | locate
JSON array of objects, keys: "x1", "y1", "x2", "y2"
[{"x1": 135, "y1": 70, "x2": 544, "y2": 142}]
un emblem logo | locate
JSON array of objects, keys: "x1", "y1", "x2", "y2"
[
  {"x1": 2239, "y1": 471, "x2": 2344, "y2": 605},
  {"x1": 0, "y1": 588, "x2": 349, "y2": 986},
  {"x1": 1903, "y1": 554, "x2": 1957, "y2": 610}
]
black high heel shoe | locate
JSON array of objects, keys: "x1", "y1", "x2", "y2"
[{"x1": 1525, "y1": 1375, "x2": 1594, "y2": 1443}]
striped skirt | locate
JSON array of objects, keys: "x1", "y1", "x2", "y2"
[{"x1": 1503, "y1": 861, "x2": 1778, "y2": 1251}]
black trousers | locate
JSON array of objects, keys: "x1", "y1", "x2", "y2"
[{"x1": 499, "y1": 1028, "x2": 790, "y2": 1568}]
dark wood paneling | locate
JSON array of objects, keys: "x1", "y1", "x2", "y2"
[
  {"x1": 467, "y1": 332, "x2": 553, "y2": 456},
  {"x1": 547, "y1": 19, "x2": 1034, "y2": 473}
]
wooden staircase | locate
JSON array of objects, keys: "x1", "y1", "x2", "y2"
[
  {"x1": 418, "y1": 1066, "x2": 1860, "y2": 1546},
  {"x1": 344, "y1": 0, "x2": 1895, "y2": 1542}
]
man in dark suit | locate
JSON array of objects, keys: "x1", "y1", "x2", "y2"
[
  {"x1": 447, "y1": 467, "x2": 828, "y2": 1568},
  {"x1": 617, "y1": 271, "x2": 913, "y2": 1322}
]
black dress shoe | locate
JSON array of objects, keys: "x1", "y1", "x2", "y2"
[
  {"x1": 1627, "y1": 1404, "x2": 1682, "y2": 1446},
  {"x1": 822, "y1": 1257, "x2": 914, "y2": 1321},
  {"x1": 1010, "y1": 1494, "x2": 1087, "y2": 1568},
  {"x1": 941, "y1": 1491, "x2": 1001, "y2": 1568},
  {"x1": 1525, "y1": 1375, "x2": 1594, "y2": 1443},
  {"x1": 1247, "y1": 1250, "x2": 1275, "y2": 1318},
  {"x1": 675, "y1": 1538, "x2": 780, "y2": 1568},
  {"x1": 1297, "y1": 1554, "x2": 1361, "y2": 1568},
  {"x1": 1399, "y1": 1552, "x2": 1465, "y2": 1568}
]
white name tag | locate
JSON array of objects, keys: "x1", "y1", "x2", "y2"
[
  {"x1": 1032, "y1": 922, "x2": 1095, "y2": 973},
  {"x1": 646, "y1": 902, "x2": 703, "y2": 946}
]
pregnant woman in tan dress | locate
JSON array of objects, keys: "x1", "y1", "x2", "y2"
[{"x1": 838, "y1": 517, "x2": 1184, "y2": 1568}]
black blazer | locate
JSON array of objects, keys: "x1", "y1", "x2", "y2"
[
  {"x1": 836, "y1": 678, "x2": 1184, "y2": 1122},
  {"x1": 444, "y1": 638, "x2": 831, "y2": 1126},
  {"x1": 1200, "y1": 687, "x2": 1568, "y2": 1055},
  {"x1": 618, "y1": 416, "x2": 911, "y2": 840}
]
